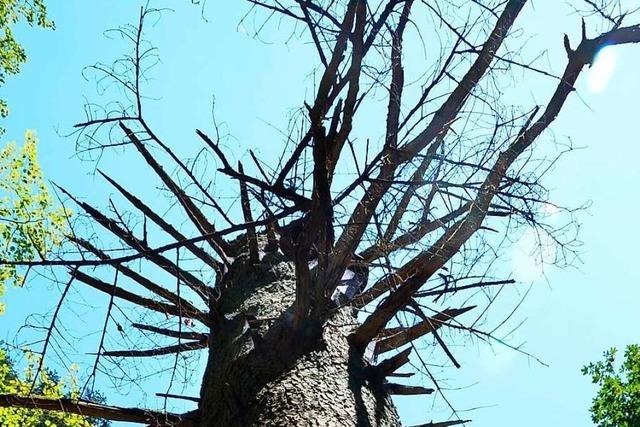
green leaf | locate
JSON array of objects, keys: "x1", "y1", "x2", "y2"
[
  {"x1": 0, "y1": 132, "x2": 70, "y2": 311},
  {"x1": 0, "y1": 348, "x2": 105, "y2": 426},
  {"x1": 583, "y1": 345, "x2": 640, "y2": 427}
]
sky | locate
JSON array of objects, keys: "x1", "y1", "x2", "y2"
[{"x1": 1, "y1": 1, "x2": 640, "y2": 426}]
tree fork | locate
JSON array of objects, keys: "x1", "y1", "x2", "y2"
[{"x1": 198, "y1": 238, "x2": 401, "y2": 426}]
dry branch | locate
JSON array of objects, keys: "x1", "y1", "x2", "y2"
[
  {"x1": 120, "y1": 122, "x2": 231, "y2": 263},
  {"x1": 58, "y1": 185, "x2": 211, "y2": 300},
  {"x1": 132, "y1": 323, "x2": 208, "y2": 341},
  {"x1": 101, "y1": 339, "x2": 208, "y2": 358},
  {"x1": 374, "y1": 347, "x2": 413, "y2": 377},
  {"x1": 98, "y1": 170, "x2": 222, "y2": 270},
  {"x1": 385, "y1": 383, "x2": 434, "y2": 395},
  {"x1": 374, "y1": 307, "x2": 475, "y2": 355},
  {"x1": 410, "y1": 421, "x2": 471, "y2": 427},
  {"x1": 71, "y1": 237, "x2": 206, "y2": 320},
  {"x1": 72, "y1": 269, "x2": 206, "y2": 323},
  {"x1": 0, "y1": 395, "x2": 193, "y2": 426}
]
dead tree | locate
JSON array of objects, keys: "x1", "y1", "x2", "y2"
[{"x1": 1, "y1": 1, "x2": 639, "y2": 426}]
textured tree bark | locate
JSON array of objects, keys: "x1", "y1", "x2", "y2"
[{"x1": 198, "y1": 243, "x2": 401, "y2": 427}]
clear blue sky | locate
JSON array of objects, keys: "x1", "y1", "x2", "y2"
[{"x1": 2, "y1": 1, "x2": 640, "y2": 426}]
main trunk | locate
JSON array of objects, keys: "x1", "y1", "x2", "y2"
[{"x1": 197, "y1": 243, "x2": 401, "y2": 426}]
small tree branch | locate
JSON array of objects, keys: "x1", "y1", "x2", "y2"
[
  {"x1": 120, "y1": 122, "x2": 231, "y2": 262},
  {"x1": 372, "y1": 306, "x2": 475, "y2": 355},
  {"x1": 410, "y1": 421, "x2": 471, "y2": 427},
  {"x1": 385, "y1": 383, "x2": 434, "y2": 395},
  {"x1": 373, "y1": 347, "x2": 412, "y2": 377},
  {"x1": 72, "y1": 269, "x2": 207, "y2": 323},
  {"x1": 197, "y1": 129, "x2": 312, "y2": 210},
  {"x1": 0, "y1": 395, "x2": 193, "y2": 426},
  {"x1": 57, "y1": 185, "x2": 211, "y2": 300},
  {"x1": 100, "y1": 339, "x2": 207, "y2": 358},
  {"x1": 70, "y1": 237, "x2": 207, "y2": 319},
  {"x1": 238, "y1": 162, "x2": 260, "y2": 264},
  {"x1": 132, "y1": 323, "x2": 208, "y2": 341},
  {"x1": 98, "y1": 170, "x2": 223, "y2": 271}
]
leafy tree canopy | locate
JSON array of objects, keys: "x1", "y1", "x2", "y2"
[
  {"x1": 0, "y1": 347, "x2": 104, "y2": 427},
  {"x1": 0, "y1": 0, "x2": 53, "y2": 126},
  {"x1": 583, "y1": 345, "x2": 640, "y2": 427},
  {"x1": 0, "y1": 131, "x2": 69, "y2": 314}
]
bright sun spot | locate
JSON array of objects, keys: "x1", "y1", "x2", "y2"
[
  {"x1": 587, "y1": 46, "x2": 617, "y2": 93},
  {"x1": 512, "y1": 228, "x2": 556, "y2": 282},
  {"x1": 541, "y1": 203, "x2": 559, "y2": 216}
]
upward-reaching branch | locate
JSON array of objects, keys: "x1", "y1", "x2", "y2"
[
  {"x1": 352, "y1": 20, "x2": 640, "y2": 349},
  {"x1": 292, "y1": 0, "x2": 362, "y2": 326},
  {"x1": 57, "y1": 185, "x2": 211, "y2": 301},
  {"x1": 327, "y1": 0, "x2": 528, "y2": 296},
  {"x1": 238, "y1": 162, "x2": 260, "y2": 264},
  {"x1": 71, "y1": 237, "x2": 207, "y2": 321},
  {"x1": 98, "y1": 170, "x2": 223, "y2": 271},
  {"x1": 120, "y1": 122, "x2": 231, "y2": 264}
]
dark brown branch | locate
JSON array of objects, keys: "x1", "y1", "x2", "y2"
[
  {"x1": 359, "y1": 185, "x2": 467, "y2": 264},
  {"x1": 138, "y1": 118, "x2": 237, "y2": 227},
  {"x1": 0, "y1": 394, "x2": 192, "y2": 426},
  {"x1": 298, "y1": 1, "x2": 328, "y2": 66},
  {"x1": 379, "y1": 139, "x2": 441, "y2": 248},
  {"x1": 414, "y1": 279, "x2": 516, "y2": 298},
  {"x1": 293, "y1": 0, "x2": 363, "y2": 325},
  {"x1": 57, "y1": 185, "x2": 211, "y2": 300},
  {"x1": 82, "y1": 268, "x2": 119, "y2": 399},
  {"x1": 349, "y1": 11, "x2": 639, "y2": 345},
  {"x1": 385, "y1": 383, "x2": 434, "y2": 395},
  {"x1": 382, "y1": 0, "x2": 413, "y2": 152},
  {"x1": 410, "y1": 300, "x2": 461, "y2": 368},
  {"x1": 196, "y1": 129, "x2": 312, "y2": 210},
  {"x1": 353, "y1": 249, "x2": 438, "y2": 309},
  {"x1": 386, "y1": 372, "x2": 414, "y2": 378},
  {"x1": 373, "y1": 306, "x2": 475, "y2": 355},
  {"x1": 374, "y1": 347, "x2": 412, "y2": 377},
  {"x1": 410, "y1": 421, "x2": 471, "y2": 427},
  {"x1": 101, "y1": 339, "x2": 207, "y2": 357},
  {"x1": 120, "y1": 122, "x2": 231, "y2": 263},
  {"x1": 71, "y1": 237, "x2": 207, "y2": 321},
  {"x1": 328, "y1": 0, "x2": 528, "y2": 300},
  {"x1": 238, "y1": 162, "x2": 260, "y2": 264},
  {"x1": 155, "y1": 393, "x2": 200, "y2": 403},
  {"x1": 325, "y1": 0, "x2": 366, "y2": 175},
  {"x1": 30, "y1": 270, "x2": 77, "y2": 392},
  {"x1": 72, "y1": 269, "x2": 206, "y2": 322},
  {"x1": 295, "y1": 0, "x2": 342, "y2": 28},
  {"x1": 274, "y1": 130, "x2": 312, "y2": 187},
  {"x1": 0, "y1": 206, "x2": 303, "y2": 269},
  {"x1": 98, "y1": 170, "x2": 223, "y2": 271},
  {"x1": 132, "y1": 323, "x2": 208, "y2": 341}
]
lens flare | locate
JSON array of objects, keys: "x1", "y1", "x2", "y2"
[{"x1": 587, "y1": 46, "x2": 617, "y2": 93}]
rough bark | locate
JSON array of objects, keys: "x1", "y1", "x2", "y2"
[{"x1": 198, "y1": 239, "x2": 401, "y2": 427}]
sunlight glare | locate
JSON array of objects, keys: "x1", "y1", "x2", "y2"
[
  {"x1": 587, "y1": 46, "x2": 617, "y2": 93},
  {"x1": 512, "y1": 228, "x2": 556, "y2": 282}
]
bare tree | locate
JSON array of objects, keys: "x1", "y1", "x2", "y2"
[{"x1": 1, "y1": 0, "x2": 639, "y2": 426}]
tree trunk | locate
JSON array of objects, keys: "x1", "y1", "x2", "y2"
[{"x1": 198, "y1": 242, "x2": 401, "y2": 426}]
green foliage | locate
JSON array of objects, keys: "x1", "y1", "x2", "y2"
[
  {"x1": 0, "y1": 0, "x2": 53, "y2": 124},
  {"x1": 0, "y1": 348, "x2": 97, "y2": 426},
  {"x1": 583, "y1": 345, "x2": 640, "y2": 427},
  {"x1": 0, "y1": 131, "x2": 70, "y2": 314}
]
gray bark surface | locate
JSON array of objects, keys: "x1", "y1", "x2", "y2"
[{"x1": 198, "y1": 243, "x2": 401, "y2": 426}]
